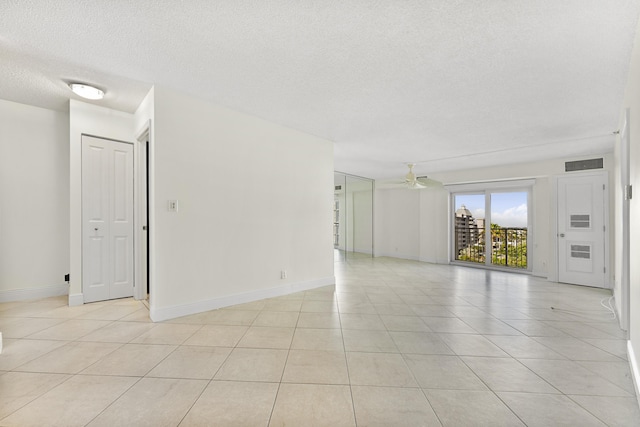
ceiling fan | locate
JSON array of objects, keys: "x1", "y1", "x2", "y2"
[{"x1": 403, "y1": 163, "x2": 442, "y2": 189}]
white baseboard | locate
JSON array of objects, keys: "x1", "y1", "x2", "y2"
[
  {"x1": 374, "y1": 252, "x2": 421, "y2": 261},
  {"x1": 149, "y1": 276, "x2": 336, "y2": 322},
  {"x1": 419, "y1": 256, "x2": 450, "y2": 265},
  {"x1": 628, "y1": 340, "x2": 640, "y2": 410},
  {"x1": 68, "y1": 293, "x2": 84, "y2": 306},
  {"x1": 0, "y1": 283, "x2": 69, "y2": 303}
]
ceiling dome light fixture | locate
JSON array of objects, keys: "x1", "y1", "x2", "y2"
[{"x1": 69, "y1": 83, "x2": 105, "y2": 100}]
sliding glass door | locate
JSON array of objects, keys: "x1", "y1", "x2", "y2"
[{"x1": 453, "y1": 189, "x2": 530, "y2": 270}]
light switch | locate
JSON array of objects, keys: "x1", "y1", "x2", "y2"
[{"x1": 168, "y1": 200, "x2": 179, "y2": 212}]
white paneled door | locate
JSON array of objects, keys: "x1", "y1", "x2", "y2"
[
  {"x1": 557, "y1": 172, "x2": 607, "y2": 288},
  {"x1": 82, "y1": 135, "x2": 134, "y2": 303}
]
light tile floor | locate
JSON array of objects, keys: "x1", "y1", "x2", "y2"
[{"x1": 1, "y1": 255, "x2": 639, "y2": 426}]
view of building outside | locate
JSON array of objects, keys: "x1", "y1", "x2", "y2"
[{"x1": 454, "y1": 192, "x2": 528, "y2": 269}]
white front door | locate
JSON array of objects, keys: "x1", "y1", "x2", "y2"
[
  {"x1": 82, "y1": 135, "x2": 134, "y2": 303},
  {"x1": 557, "y1": 172, "x2": 607, "y2": 288}
]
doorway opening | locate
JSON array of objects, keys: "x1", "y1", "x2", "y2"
[{"x1": 135, "y1": 128, "x2": 150, "y2": 302}]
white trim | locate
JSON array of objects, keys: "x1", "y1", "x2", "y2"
[
  {"x1": 628, "y1": 340, "x2": 640, "y2": 410},
  {"x1": 68, "y1": 293, "x2": 84, "y2": 306},
  {"x1": 374, "y1": 252, "x2": 421, "y2": 261},
  {"x1": 0, "y1": 284, "x2": 69, "y2": 303},
  {"x1": 149, "y1": 276, "x2": 335, "y2": 322},
  {"x1": 444, "y1": 178, "x2": 536, "y2": 193}
]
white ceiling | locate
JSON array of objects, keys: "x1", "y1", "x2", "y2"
[{"x1": 2, "y1": 1, "x2": 639, "y2": 180}]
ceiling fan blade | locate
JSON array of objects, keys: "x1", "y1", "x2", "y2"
[{"x1": 416, "y1": 176, "x2": 443, "y2": 187}]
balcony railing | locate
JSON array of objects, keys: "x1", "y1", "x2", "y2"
[{"x1": 455, "y1": 226, "x2": 527, "y2": 269}]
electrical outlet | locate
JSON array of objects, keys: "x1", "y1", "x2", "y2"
[
  {"x1": 168, "y1": 200, "x2": 179, "y2": 212},
  {"x1": 281, "y1": 270, "x2": 287, "y2": 279}
]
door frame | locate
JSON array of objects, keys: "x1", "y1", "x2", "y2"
[
  {"x1": 134, "y1": 120, "x2": 153, "y2": 302},
  {"x1": 620, "y1": 110, "x2": 631, "y2": 331},
  {"x1": 552, "y1": 170, "x2": 610, "y2": 288}
]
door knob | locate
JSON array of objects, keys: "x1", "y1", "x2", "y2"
[
  {"x1": 559, "y1": 233, "x2": 565, "y2": 237},
  {"x1": 94, "y1": 227, "x2": 98, "y2": 231}
]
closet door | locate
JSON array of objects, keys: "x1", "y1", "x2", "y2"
[{"x1": 82, "y1": 135, "x2": 134, "y2": 303}]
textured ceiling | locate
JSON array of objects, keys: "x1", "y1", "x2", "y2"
[{"x1": 1, "y1": 1, "x2": 639, "y2": 179}]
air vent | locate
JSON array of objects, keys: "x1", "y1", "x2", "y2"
[
  {"x1": 565, "y1": 158, "x2": 603, "y2": 172},
  {"x1": 335, "y1": 185, "x2": 342, "y2": 191},
  {"x1": 571, "y1": 244, "x2": 591, "y2": 259},
  {"x1": 570, "y1": 214, "x2": 590, "y2": 228}
]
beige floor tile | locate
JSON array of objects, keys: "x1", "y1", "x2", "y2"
[
  {"x1": 297, "y1": 312, "x2": 340, "y2": 328},
  {"x1": 15, "y1": 341, "x2": 120, "y2": 374},
  {"x1": 130, "y1": 323, "x2": 202, "y2": 345},
  {"x1": 425, "y1": 389, "x2": 524, "y2": 426},
  {"x1": 0, "y1": 339, "x2": 66, "y2": 370},
  {"x1": 337, "y1": 301, "x2": 378, "y2": 314},
  {"x1": 300, "y1": 300, "x2": 338, "y2": 313},
  {"x1": 380, "y1": 314, "x2": 431, "y2": 332},
  {"x1": 582, "y1": 338, "x2": 628, "y2": 360},
  {"x1": 119, "y1": 308, "x2": 152, "y2": 322},
  {"x1": 487, "y1": 335, "x2": 567, "y2": 359},
  {"x1": 183, "y1": 324, "x2": 248, "y2": 347},
  {"x1": 569, "y1": 395, "x2": 640, "y2": 427},
  {"x1": 236, "y1": 326, "x2": 294, "y2": 349},
  {"x1": 502, "y1": 319, "x2": 568, "y2": 337},
  {"x1": 215, "y1": 348, "x2": 288, "y2": 382},
  {"x1": 263, "y1": 299, "x2": 302, "y2": 312},
  {"x1": 77, "y1": 321, "x2": 155, "y2": 343},
  {"x1": 520, "y1": 359, "x2": 632, "y2": 396},
  {"x1": 498, "y1": 392, "x2": 606, "y2": 427},
  {"x1": 147, "y1": 346, "x2": 231, "y2": 379},
  {"x1": 252, "y1": 311, "x2": 299, "y2": 327},
  {"x1": 291, "y1": 328, "x2": 344, "y2": 351},
  {"x1": 405, "y1": 354, "x2": 487, "y2": 390},
  {"x1": 390, "y1": 331, "x2": 454, "y2": 355},
  {"x1": 438, "y1": 333, "x2": 509, "y2": 357},
  {"x1": 87, "y1": 377, "x2": 207, "y2": 427},
  {"x1": 269, "y1": 383, "x2": 355, "y2": 427},
  {"x1": 26, "y1": 319, "x2": 112, "y2": 341},
  {"x1": 340, "y1": 313, "x2": 386, "y2": 330},
  {"x1": 197, "y1": 309, "x2": 259, "y2": 325},
  {"x1": 342, "y1": 329, "x2": 398, "y2": 353},
  {"x1": 352, "y1": 385, "x2": 441, "y2": 426},
  {"x1": 0, "y1": 317, "x2": 66, "y2": 339},
  {"x1": 0, "y1": 372, "x2": 70, "y2": 419},
  {"x1": 76, "y1": 304, "x2": 145, "y2": 321},
  {"x1": 224, "y1": 300, "x2": 266, "y2": 311},
  {"x1": 409, "y1": 304, "x2": 455, "y2": 317},
  {"x1": 462, "y1": 356, "x2": 558, "y2": 393},
  {"x1": 181, "y1": 380, "x2": 278, "y2": 426},
  {"x1": 81, "y1": 343, "x2": 176, "y2": 376},
  {"x1": 420, "y1": 316, "x2": 476, "y2": 333},
  {"x1": 460, "y1": 317, "x2": 522, "y2": 335},
  {"x1": 532, "y1": 336, "x2": 624, "y2": 362},
  {"x1": 282, "y1": 349, "x2": 349, "y2": 384},
  {"x1": 373, "y1": 303, "x2": 415, "y2": 315},
  {"x1": 347, "y1": 352, "x2": 418, "y2": 387},
  {"x1": 576, "y1": 360, "x2": 637, "y2": 395},
  {"x1": 0, "y1": 375, "x2": 137, "y2": 427}
]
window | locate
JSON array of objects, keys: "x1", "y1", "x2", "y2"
[{"x1": 449, "y1": 180, "x2": 532, "y2": 271}]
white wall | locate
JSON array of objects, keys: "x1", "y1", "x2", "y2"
[
  {"x1": 150, "y1": 86, "x2": 334, "y2": 320},
  {"x1": 376, "y1": 155, "x2": 613, "y2": 282},
  {"x1": 621, "y1": 15, "x2": 640, "y2": 403},
  {"x1": 0, "y1": 100, "x2": 69, "y2": 301},
  {"x1": 375, "y1": 189, "x2": 421, "y2": 260},
  {"x1": 68, "y1": 100, "x2": 135, "y2": 305},
  {"x1": 352, "y1": 190, "x2": 373, "y2": 254}
]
